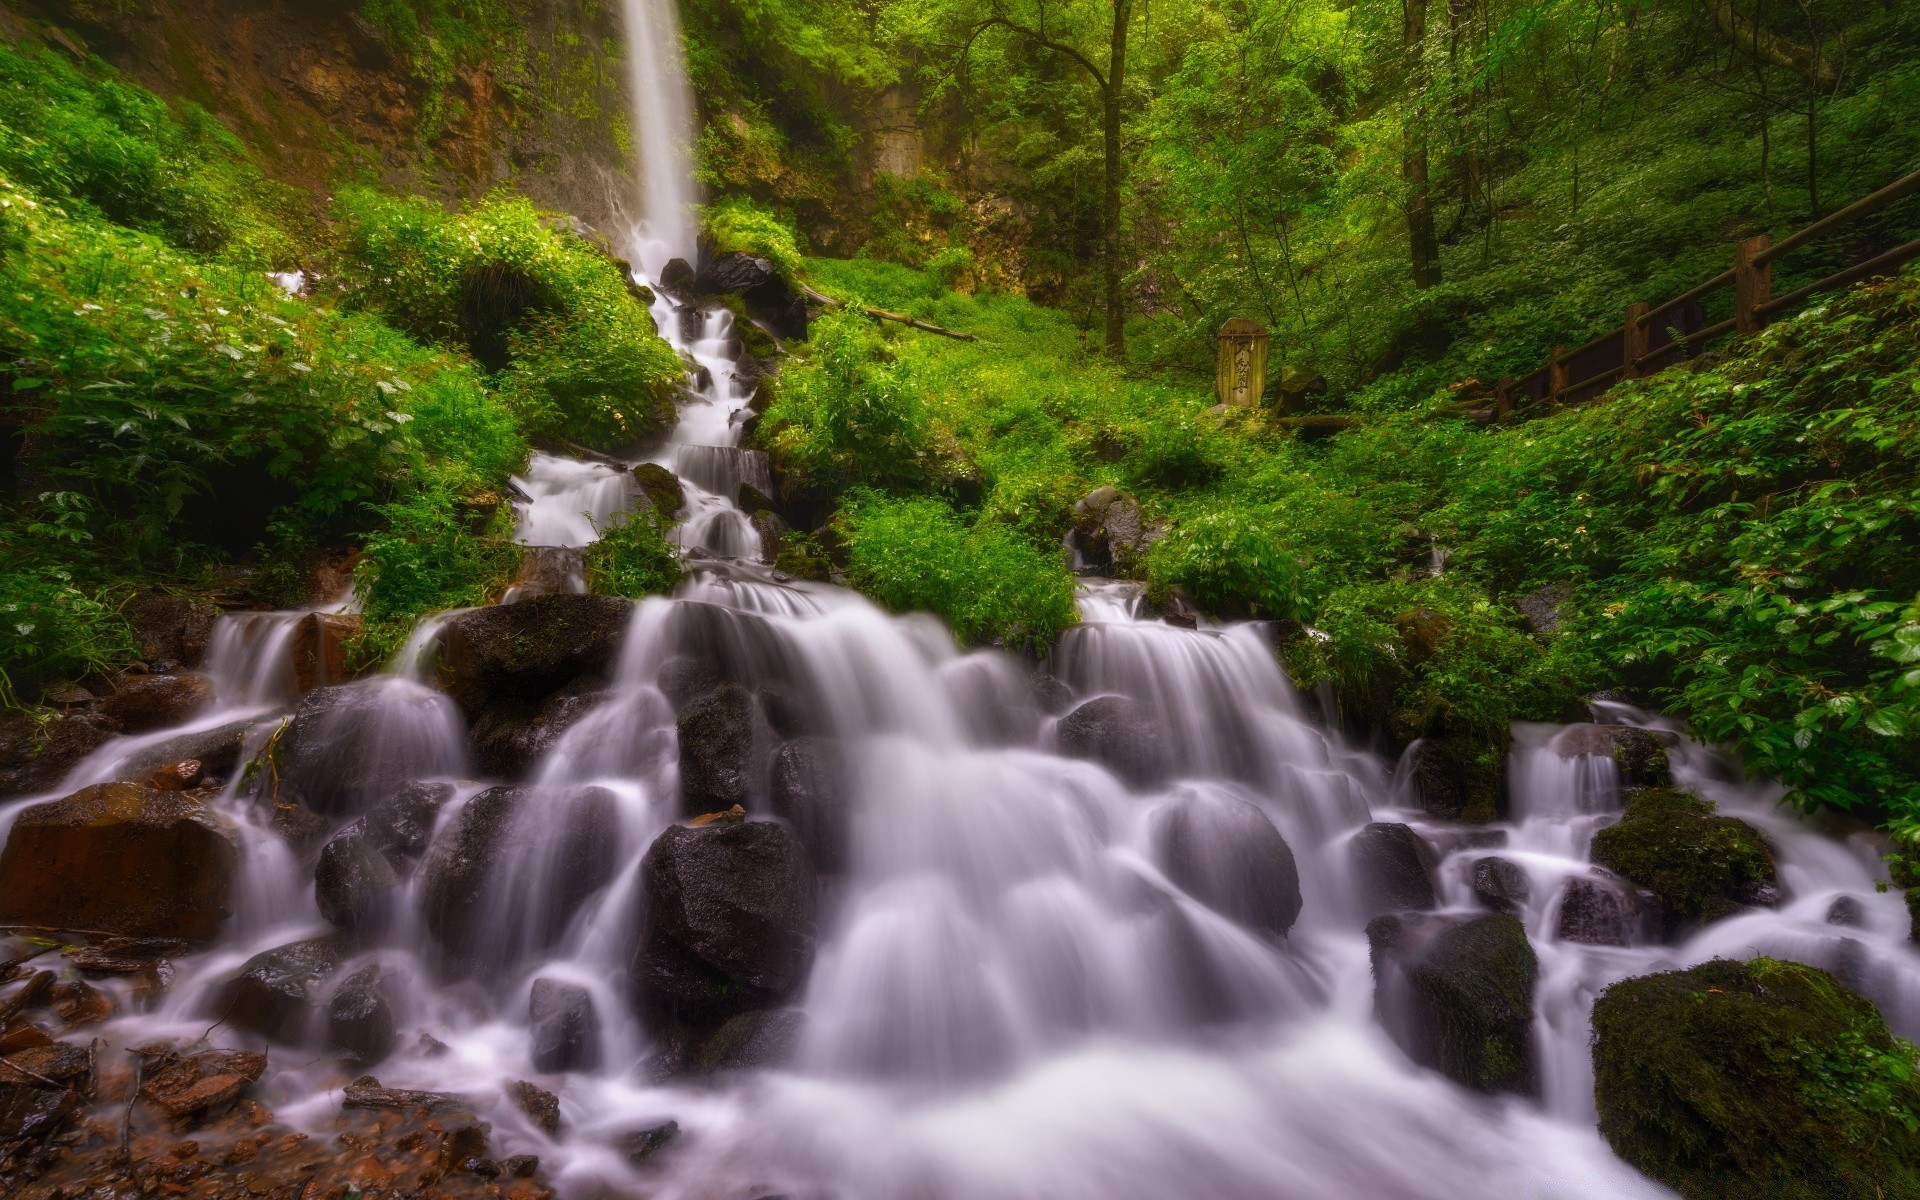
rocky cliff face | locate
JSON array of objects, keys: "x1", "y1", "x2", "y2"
[{"x1": 0, "y1": 0, "x2": 634, "y2": 228}]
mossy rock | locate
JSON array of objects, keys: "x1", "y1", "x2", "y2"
[
  {"x1": 1366, "y1": 911, "x2": 1537, "y2": 1094},
  {"x1": 1592, "y1": 788, "x2": 1776, "y2": 935},
  {"x1": 1593, "y1": 957, "x2": 1920, "y2": 1200},
  {"x1": 1408, "y1": 735, "x2": 1504, "y2": 823},
  {"x1": 1610, "y1": 727, "x2": 1672, "y2": 789}
]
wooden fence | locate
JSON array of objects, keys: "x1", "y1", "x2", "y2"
[{"x1": 1493, "y1": 168, "x2": 1920, "y2": 417}]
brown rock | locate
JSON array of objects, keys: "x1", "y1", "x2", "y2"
[
  {"x1": 140, "y1": 1049, "x2": 267, "y2": 1118},
  {"x1": 341, "y1": 1074, "x2": 467, "y2": 1112},
  {"x1": 101, "y1": 673, "x2": 215, "y2": 734},
  {"x1": 0, "y1": 782, "x2": 237, "y2": 943},
  {"x1": 124, "y1": 594, "x2": 220, "y2": 667},
  {"x1": 0, "y1": 709, "x2": 120, "y2": 802},
  {"x1": 506, "y1": 1079, "x2": 560, "y2": 1135},
  {"x1": 150, "y1": 759, "x2": 205, "y2": 791},
  {"x1": 293, "y1": 612, "x2": 362, "y2": 694}
]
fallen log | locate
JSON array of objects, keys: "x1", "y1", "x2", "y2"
[{"x1": 800, "y1": 283, "x2": 979, "y2": 342}]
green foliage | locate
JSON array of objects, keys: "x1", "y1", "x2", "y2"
[
  {"x1": 1592, "y1": 788, "x2": 1778, "y2": 929},
  {"x1": 1592, "y1": 957, "x2": 1920, "y2": 1200},
  {"x1": 357, "y1": 0, "x2": 520, "y2": 139},
  {"x1": 702, "y1": 196, "x2": 803, "y2": 280},
  {"x1": 839, "y1": 490, "x2": 1078, "y2": 654},
  {"x1": 586, "y1": 508, "x2": 683, "y2": 599},
  {"x1": 336, "y1": 189, "x2": 683, "y2": 452},
  {"x1": 761, "y1": 307, "x2": 935, "y2": 492},
  {"x1": 1144, "y1": 508, "x2": 1308, "y2": 620},
  {"x1": 354, "y1": 483, "x2": 521, "y2": 664},
  {"x1": 0, "y1": 44, "x2": 305, "y2": 268},
  {"x1": 0, "y1": 565, "x2": 135, "y2": 707}
]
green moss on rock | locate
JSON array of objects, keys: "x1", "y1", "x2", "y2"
[
  {"x1": 1593, "y1": 957, "x2": 1920, "y2": 1200},
  {"x1": 1592, "y1": 787, "x2": 1776, "y2": 934},
  {"x1": 1366, "y1": 911, "x2": 1538, "y2": 1094}
]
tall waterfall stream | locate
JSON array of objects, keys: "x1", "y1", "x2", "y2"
[{"x1": 3, "y1": 7, "x2": 1918, "y2": 1198}]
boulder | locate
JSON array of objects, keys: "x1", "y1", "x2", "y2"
[
  {"x1": 1029, "y1": 673, "x2": 1074, "y2": 716},
  {"x1": 0, "y1": 782, "x2": 235, "y2": 942},
  {"x1": 101, "y1": 673, "x2": 215, "y2": 733},
  {"x1": 433, "y1": 594, "x2": 634, "y2": 718},
  {"x1": 1349, "y1": 822, "x2": 1438, "y2": 918},
  {"x1": 657, "y1": 657, "x2": 725, "y2": 712},
  {"x1": 116, "y1": 717, "x2": 257, "y2": 785},
  {"x1": 420, "y1": 786, "x2": 619, "y2": 964},
  {"x1": 1556, "y1": 875, "x2": 1647, "y2": 947},
  {"x1": 292, "y1": 612, "x2": 362, "y2": 694},
  {"x1": 1150, "y1": 793, "x2": 1302, "y2": 937},
  {"x1": 1056, "y1": 696, "x2": 1173, "y2": 789},
  {"x1": 315, "y1": 819, "x2": 405, "y2": 933},
  {"x1": 529, "y1": 978, "x2": 601, "y2": 1074},
  {"x1": 631, "y1": 463, "x2": 685, "y2": 519},
  {"x1": 750, "y1": 510, "x2": 789, "y2": 565},
  {"x1": 218, "y1": 936, "x2": 342, "y2": 1044},
  {"x1": 633, "y1": 821, "x2": 817, "y2": 1025},
  {"x1": 1069, "y1": 486, "x2": 1162, "y2": 574},
  {"x1": 1592, "y1": 958, "x2": 1920, "y2": 1199},
  {"x1": 617, "y1": 1121, "x2": 680, "y2": 1166},
  {"x1": 123, "y1": 594, "x2": 220, "y2": 667},
  {"x1": 1367, "y1": 911, "x2": 1537, "y2": 1094},
  {"x1": 757, "y1": 686, "x2": 814, "y2": 740},
  {"x1": 692, "y1": 1008, "x2": 804, "y2": 1074},
  {"x1": 1592, "y1": 787, "x2": 1777, "y2": 935},
  {"x1": 276, "y1": 683, "x2": 464, "y2": 817},
  {"x1": 1407, "y1": 736, "x2": 1502, "y2": 823},
  {"x1": 768, "y1": 738, "x2": 848, "y2": 874},
  {"x1": 137, "y1": 1048, "x2": 266, "y2": 1119},
  {"x1": 0, "y1": 709, "x2": 119, "y2": 801},
  {"x1": 1468, "y1": 856, "x2": 1529, "y2": 916},
  {"x1": 506, "y1": 1079, "x2": 561, "y2": 1136},
  {"x1": 657, "y1": 258, "x2": 695, "y2": 296},
  {"x1": 677, "y1": 684, "x2": 756, "y2": 815},
  {"x1": 1609, "y1": 727, "x2": 1672, "y2": 789},
  {"x1": 470, "y1": 677, "x2": 608, "y2": 780},
  {"x1": 695, "y1": 252, "x2": 777, "y2": 295},
  {"x1": 328, "y1": 965, "x2": 398, "y2": 1068}
]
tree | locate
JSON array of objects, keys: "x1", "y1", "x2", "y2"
[{"x1": 1402, "y1": 0, "x2": 1442, "y2": 288}]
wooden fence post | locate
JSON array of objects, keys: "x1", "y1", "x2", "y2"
[
  {"x1": 1548, "y1": 345, "x2": 1569, "y2": 401},
  {"x1": 1736, "y1": 234, "x2": 1772, "y2": 335},
  {"x1": 1623, "y1": 302, "x2": 1650, "y2": 378},
  {"x1": 1495, "y1": 375, "x2": 1513, "y2": 420}
]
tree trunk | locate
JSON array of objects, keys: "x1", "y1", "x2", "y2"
[
  {"x1": 1404, "y1": 0, "x2": 1442, "y2": 289},
  {"x1": 1103, "y1": 0, "x2": 1132, "y2": 357}
]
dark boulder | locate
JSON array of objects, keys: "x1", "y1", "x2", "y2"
[
  {"x1": 276, "y1": 683, "x2": 464, "y2": 817},
  {"x1": 1069, "y1": 487, "x2": 1162, "y2": 575},
  {"x1": 315, "y1": 821, "x2": 404, "y2": 934},
  {"x1": 507, "y1": 1078, "x2": 561, "y2": 1136},
  {"x1": 1029, "y1": 673, "x2": 1074, "y2": 716},
  {"x1": 123, "y1": 593, "x2": 220, "y2": 666},
  {"x1": 750, "y1": 510, "x2": 789, "y2": 565},
  {"x1": 677, "y1": 684, "x2": 756, "y2": 815},
  {"x1": 657, "y1": 258, "x2": 695, "y2": 297},
  {"x1": 1610, "y1": 727, "x2": 1672, "y2": 789},
  {"x1": 1592, "y1": 787, "x2": 1777, "y2": 936},
  {"x1": 692, "y1": 1008, "x2": 805, "y2": 1074},
  {"x1": 116, "y1": 717, "x2": 258, "y2": 785},
  {"x1": 1349, "y1": 822, "x2": 1438, "y2": 918},
  {"x1": 1408, "y1": 736, "x2": 1502, "y2": 823},
  {"x1": 433, "y1": 594, "x2": 633, "y2": 719},
  {"x1": 768, "y1": 738, "x2": 848, "y2": 874},
  {"x1": 1468, "y1": 856, "x2": 1530, "y2": 916},
  {"x1": 0, "y1": 782, "x2": 235, "y2": 942},
  {"x1": 101, "y1": 672, "x2": 215, "y2": 733},
  {"x1": 1367, "y1": 911, "x2": 1537, "y2": 1094},
  {"x1": 1150, "y1": 793, "x2": 1302, "y2": 937},
  {"x1": 1056, "y1": 695, "x2": 1172, "y2": 789},
  {"x1": 363, "y1": 780, "x2": 457, "y2": 862},
  {"x1": 218, "y1": 936, "x2": 342, "y2": 1044},
  {"x1": 617, "y1": 1120, "x2": 680, "y2": 1166},
  {"x1": 695, "y1": 252, "x2": 777, "y2": 295},
  {"x1": 529, "y1": 978, "x2": 601, "y2": 1074},
  {"x1": 0, "y1": 709, "x2": 119, "y2": 801},
  {"x1": 470, "y1": 677, "x2": 608, "y2": 780},
  {"x1": 328, "y1": 965, "x2": 398, "y2": 1068},
  {"x1": 1592, "y1": 958, "x2": 1920, "y2": 1199},
  {"x1": 657, "y1": 656, "x2": 725, "y2": 712},
  {"x1": 633, "y1": 820, "x2": 817, "y2": 1025},
  {"x1": 632, "y1": 462, "x2": 685, "y2": 519},
  {"x1": 1556, "y1": 875, "x2": 1647, "y2": 947}
]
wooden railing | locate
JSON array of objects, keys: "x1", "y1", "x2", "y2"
[{"x1": 1494, "y1": 168, "x2": 1920, "y2": 417}]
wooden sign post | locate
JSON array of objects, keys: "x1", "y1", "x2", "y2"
[{"x1": 1216, "y1": 318, "x2": 1270, "y2": 408}]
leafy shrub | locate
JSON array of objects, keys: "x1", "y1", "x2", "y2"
[
  {"x1": 0, "y1": 564, "x2": 135, "y2": 706},
  {"x1": 1145, "y1": 507, "x2": 1308, "y2": 620},
  {"x1": 354, "y1": 483, "x2": 520, "y2": 664},
  {"x1": 336, "y1": 189, "x2": 683, "y2": 452},
  {"x1": 702, "y1": 196, "x2": 803, "y2": 280},
  {"x1": 586, "y1": 508, "x2": 683, "y2": 598},
  {"x1": 839, "y1": 491, "x2": 1077, "y2": 654},
  {"x1": 762, "y1": 308, "x2": 933, "y2": 492}
]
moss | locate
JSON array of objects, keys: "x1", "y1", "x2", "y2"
[
  {"x1": 1611, "y1": 728, "x2": 1673, "y2": 789},
  {"x1": 773, "y1": 531, "x2": 834, "y2": 582},
  {"x1": 1593, "y1": 958, "x2": 1920, "y2": 1200},
  {"x1": 1367, "y1": 911, "x2": 1537, "y2": 1095},
  {"x1": 1409, "y1": 735, "x2": 1504, "y2": 824},
  {"x1": 1592, "y1": 788, "x2": 1777, "y2": 932}
]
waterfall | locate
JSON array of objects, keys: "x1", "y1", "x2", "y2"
[{"x1": 619, "y1": 0, "x2": 698, "y2": 274}]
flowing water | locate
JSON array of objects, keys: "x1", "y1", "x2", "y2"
[{"x1": 4, "y1": 11, "x2": 1918, "y2": 1199}]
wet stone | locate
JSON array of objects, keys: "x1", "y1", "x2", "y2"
[
  {"x1": 1470, "y1": 856, "x2": 1530, "y2": 916},
  {"x1": 101, "y1": 672, "x2": 215, "y2": 733},
  {"x1": 507, "y1": 1079, "x2": 560, "y2": 1136},
  {"x1": 315, "y1": 819, "x2": 404, "y2": 933},
  {"x1": 1057, "y1": 695, "x2": 1173, "y2": 789},
  {"x1": 1151, "y1": 793, "x2": 1302, "y2": 937},
  {"x1": 768, "y1": 738, "x2": 847, "y2": 875},
  {"x1": 139, "y1": 1048, "x2": 267, "y2": 1119},
  {"x1": 1367, "y1": 911, "x2": 1537, "y2": 1095},
  {"x1": 1827, "y1": 895, "x2": 1867, "y2": 927},
  {"x1": 1349, "y1": 822, "x2": 1438, "y2": 918},
  {"x1": 217, "y1": 936, "x2": 342, "y2": 1044},
  {"x1": 528, "y1": 978, "x2": 601, "y2": 1074},
  {"x1": 1557, "y1": 875, "x2": 1647, "y2": 947},
  {"x1": 328, "y1": 965, "x2": 398, "y2": 1068},
  {"x1": 617, "y1": 1120, "x2": 680, "y2": 1166},
  {"x1": 676, "y1": 683, "x2": 756, "y2": 814}
]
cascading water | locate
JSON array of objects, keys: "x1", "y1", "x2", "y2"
[
  {"x1": 11, "y1": 10, "x2": 1919, "y2": 1200},
  {"x1": 618, "y1": 0, "x2": 698, "y2": 274}
]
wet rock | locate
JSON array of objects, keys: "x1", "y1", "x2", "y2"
[
  {"x1": 1592, "y1": 958, "x2": 1920, "y2": 1198},
  {"x1": 147, "y1": 759, "x2": 204, "y2": 790},
  {"x1": 529, "y1": 978, "x2": 601, "y2": 1074},
  {"x1": 1069, "y1": 486, "x2": 1162, "y2": 574},
  {"x1": 277, "y1": 683, "x2": 462, "y2": 817},
  {"x1": 342, "y1": 1074, "x2": 466, "y2": 1112},
  {"x1": 124, "y1": 594, "x2": 220, "y2": 666},
  {"x1": 696, "y1": 252, "x2": 778, "y2": 295},
  {"x1": 1367, "y1": 911, "x2": 1537, "y2": 1094},
  {"x1": 1029, "y1": 673, "x2": 1074, "y2": 716},
  {"x1": 0, "y1": 782, "x2": 236, "y2": 942},
  {"x1": 1469, "y1": 856, "x2": 1530, "y2": 916},
  {"x1": 1592, "y1": 787, "x2": 1777, "y2": 936},
  {"x1": 633, "y1": 820, "x2": 817, "y2": 1025},
  {"x1": 501, "y1": 1154, "x2": 540, "y2": 1178},
  {"x1": 658, "y1": 656, "x2": 725, "y2": 712},
  {"x1": 328, "y1": 965, "x2": 397, "y2": 1068},
  {"x1": 658, "y1": 258, "x2": 695, "y2": 296},
  {"x1": 750, "y1": 509, "x2": 789, "y2": 565},
  {"x1": 632, "y1": 462, "x2": 685, "y2": 518},
  {"x1": 677, "y1": 683, "x2": 756, "y2": 814},
  {"x1": 1150, "y1": 793, "x2": 1302, "y2": 937},
  {"x1": 1349, "y1": 822, "x2": 1438, "y2": 918},
  {"x1": 1556, "y1": 875, "x2": 1647, "y2": 947},
  {"x1": 470, "y1": 676, "x2": 608, "y2": 780},
  {"x1": 138, "y1": 1048, "x2": 266, "y2": 1118},
  {"x1": 506, "y1": 1078, "x2": 561, "y2": 1136},
  {"x1": 0, "y1": 709, "x2": 119, "y2": 801},
  {"x1": 694, "y1": 1007, "x2": 804, "y2": 1074},
  {"x1": 768, "y1": 738, "x2": 847, "y2": 874},
  {"x1": 1826, "y1": 895, "x2": 1867, "y2": 927},
  {"x1": 1408, "y1": 736, "x2": 1502, "y2": 822},
  {"x1": 66, "y1": 936, "x2": 189, "y2": 975},
  {"x1": 1056, "y1": 695, "x2": 1173, "y2": 789},
  {"x1": 434, "y1": 594, "x2": 634, "y2": 718},
  {"x1": 292, "y1": 612, "x2": 362, "y2": 694},
  {"x1": 364, "y1": 780, "x2": 456, "y2": 862},
  {"x1": 315, "y1": 820, "x2": 405, "y2": 932},
  {"x1": 101, "y1": 672, "x2": 215, "y2": 733},
  {"x1": 617, "y1": 1120, "x2": 679, "y2": 1166},
  {"x1": 757, "y1": 686, "x2": 815, "y2": 740},
  {"x1": 420, "y1": 786, "x2": 619, "y2": 964},
  {"x1": 0, "y1": 1066, "x2": 78, "y2": 1146},
  {"x1": 1515, "y1": 582, "x2": 1573, "y2": 634},
  {"x1": 1, "y1": 1042, "x2": 90, "y2": 1087},
  {"x1": 1609, "y1": 727, "x2": 1672, "y2": 789},
  {"x1": 116, "y1": 717, "x2": 258, "y2": 786},
  {"x1": 217, "y1": 936, "x2": 341, "y2": 1043}
]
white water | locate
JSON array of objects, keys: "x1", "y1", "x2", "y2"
[{"x1": 619, "y1": 0, "x2": 698, "y2": 273}]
